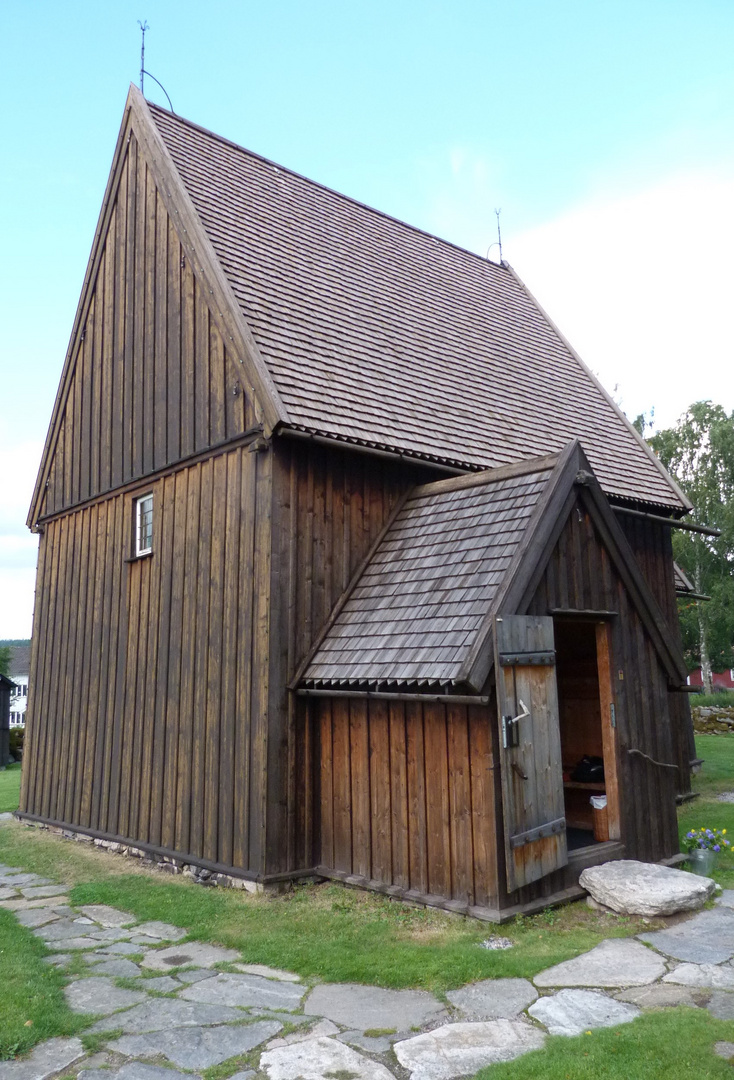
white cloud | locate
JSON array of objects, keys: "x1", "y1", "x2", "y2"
[{"x1": 506, "y1": 171, "x2": 734, "y2": 430}]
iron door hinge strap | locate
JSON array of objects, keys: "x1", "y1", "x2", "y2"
[
  {"x1": 499, "y1": 651, "x2": 556, "y2": 666},
  {"x1": 510, "y1": 816, "x2": 567, "y2": 849}
]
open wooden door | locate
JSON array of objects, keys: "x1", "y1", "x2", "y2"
[{"x1": 495, "y1": 614, "x2": 568, "y2": 892}]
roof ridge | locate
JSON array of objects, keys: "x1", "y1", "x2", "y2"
[{"x1": 147, "y1": 101, "x2": 512, "y2": 278}]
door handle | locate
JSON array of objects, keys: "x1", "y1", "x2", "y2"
[{"x1": 502, "y1": 699, "x2": 530, "y2": 748}]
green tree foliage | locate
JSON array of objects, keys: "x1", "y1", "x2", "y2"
[
  {"x1": 649, "y1": 402, "x2": 734, "y2": 691},
  {"x1": 0, "y1": 647, "x2": 9, "y2": 677}
]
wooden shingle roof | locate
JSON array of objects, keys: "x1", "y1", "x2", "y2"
[
  {"x1": 146, "y1": 96, "x2": 689, "y2": 512},
  {"x1": 303, "y1": 455, "x2": 561, "y2": 688},
  {"x1": 300, "y1": 442, "x2": 688, "y2": 692}
]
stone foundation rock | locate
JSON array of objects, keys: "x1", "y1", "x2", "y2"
[{"x1": 580, "y1": 859, "x2": 715, "y2": 916}]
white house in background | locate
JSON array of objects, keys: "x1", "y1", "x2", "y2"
[{"x1": 8, "y1": 645, "x2": 30, "y2": 728}]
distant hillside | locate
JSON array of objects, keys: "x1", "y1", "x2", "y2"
[{"x1": 0, "y1": 640, "x2": 31, "y2": 648}]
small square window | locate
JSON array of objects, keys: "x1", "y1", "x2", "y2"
[{"x1": 135, "y1": 494, "x2": 154, "y2": 556}]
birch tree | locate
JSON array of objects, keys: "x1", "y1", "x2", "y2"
[{"x1": 650, "y1": 402, "x2": 734, "y2": 693}]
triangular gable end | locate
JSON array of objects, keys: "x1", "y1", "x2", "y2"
[
  {"x1": 28, "y1": 85, "x2": 288, "y2": 528},
  {"x1": 460, "y1": 444, "x2": 688, "y2": 691}
]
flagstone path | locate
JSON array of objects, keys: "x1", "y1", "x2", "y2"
[{"x1": 1, "y1": 864, "x2": 733, "y2": 1080}]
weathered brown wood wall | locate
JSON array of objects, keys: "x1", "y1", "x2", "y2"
[
  {"x1": 315, "y1": 697, "x2": 500, "y2": 910},
  {"x1": 312, "y1": 495, "x2": 680, "y2": 914},
  {"x1": 616, "y1": 514, "x2": 694, "y2": 792},
  {"x1": 523, "y1": 499, "x2": 680, "y2": 892},
  {"x1": 266, "y1": 440, "x2": 429, "y2": 875},
  {"x1": 20, "y1": 444, "x2": 273, "y2": 875},
  {"x1": 38, "y1": 131, "x2": 258, "y2": 524}
]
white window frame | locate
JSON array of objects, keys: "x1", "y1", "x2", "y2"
[{"x1": 135, "y1": 494, "x2": 154, "y2": 557}]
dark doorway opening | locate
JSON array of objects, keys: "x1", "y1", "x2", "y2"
[{"x1": 554, "y1": 618, "x2": 618, "y2": 851}]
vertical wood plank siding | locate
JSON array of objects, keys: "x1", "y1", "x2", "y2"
[
  {"x1": 617, "y1": 514, "x2": 694, "y2": 793},
  {"x1": 312, "y1": 496, "x2": 680, "y2": 912},
  {"x1": 21, "y1": 446, "x2": 272, "y2": 875},
  {"x1": 520, "y1": 499, "x2": 679, "y2": 902},
  {"x1": 37, "y1": 135, "x2": 256, "y2": 523},
  {"x1": 269, "y1": 441, "x2": 428, "y2": 875},
  {"x1": 315, "y1": 696, "x2": 499, "y2": 907}
]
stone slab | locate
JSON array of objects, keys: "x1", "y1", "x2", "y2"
[
  {"x1": 0, "y1": 887, "x2": 19, "y2": 900},
  {"x1": 20, "y1": 885, "x2": 68, "y2": 899},
  {"x1": 109, "y1": 1020, "x2": 282, "y2": 1069},
  {"x1": 306, "y1": 982, "x2": 445, "y2": 1031},
  {"x1": 580, "y1": 860, "x2": 716, "y2": 916},
  {"x1": 714, "y1": 1041, "x2": 734, "y2": 1060},
  {"x1": 227, "y1": 1072, "x2": 255, "y2": 1080},
  {"x1": 133, "y1": 921, "x2": 187, "y2": 941},
  {"x1": 614, "y1": 984, "x2": 707, "y2": 1009},
  {"x1": 250, "y1": 1010, "x2": 320, "y2": 1026},
  {"x1": 176, "y1": 969, "x2": 216, "y2": 984},
  {"x1": 37, "y1": 919, "x2": 92, "y2": 942},
  {"x1": 80, "y1": 905, "x2": 136, "y2": 927},
  {"x1": 89, "y1": 997, "x2": 246, "y2": 1033},
  {"x1": 394, "y1": 1020, "x2": 545, "y2": 1079},
  {"x1": 0, "y1": 873, "x2": 51, "y2": 888},
  {"x1": 260, "y1": 1036, "x2": 395, "y2": 1080},
  {"x1": 338, "y1": 1030, "x2": 402, "y2": 1053},
  {"x1": 707, "y1": 991, "x2": 734, "y2": 1019},
  {"x1": 79, "y1": 1066, "x2": 193, "y2": 1080},
  {"x1": 267, "y1": 1020, "x2": 338, "y2": 1048},
  {"x1": 0, "y1": 896, "x2": 71, "y2": 911},
  {"x1": 0, "y1": 1037, "x2": 85, "y2": 1080},
  {"x1": 43, "y1": 954, "x2": 72, "y2": 968},
  {"x1": 716, "y1": 890, "x2": 734, "y2": 909},
  {"x1": 232, "y1": 962, "x2": 301, "y2": 982},
  {"x1": 15, "y1": 909, "x2": 60, "y2": 929},
  {"x1": 142, "y1": 942, "x2": 239, "y2": 970},
  {"x1": 65, "y1": 977, "x2": 148, "y2": 1015},
  {"x1": 87, "y1": 928, "x2": 135, "y2": 943},
  {"x1": 47, "y1": 937, "x2": 102, "y2": 951},
  {"x1": 528, "y1": 989, "x2": 640, "y2": 1036},
  {"x1": 447, "y1": 977, "x2": 538, "y2": 1019},
  {"x1": 534, "y1": 938, "x2": 665, "y2": 988},
  {"x1": 639, "y1": 907, "x2": 734, "y2": 964},
  {"x1": 664, "y1": 963, "x2": 734, "y2": 989},
  {"x1": 90, "y1": 959, "x2": 143, "y2": 978},
  {"x1": 96, "y1": 942, "x2": 147, "y2": 956},
  {"x1": 142, "y1": 975, "x2": 180, "y2": 992},
  {"x1": 180, "y1": 972, "x2": 305, "y2": 1010}
]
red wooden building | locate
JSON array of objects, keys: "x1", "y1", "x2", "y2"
[{"x1": 20, "y1": 86, "x2": 697, "y2": 918}]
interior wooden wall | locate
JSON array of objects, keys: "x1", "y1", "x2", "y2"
[
  {"x1": 21, "y1": 444, "x2": 273, "y2": 876},
  {"x1": 39, "y1": 131, "x2": 257, "y2": 523},
  {"x1": 315, "y1": 697, "x2": 500, "y2": 910}
]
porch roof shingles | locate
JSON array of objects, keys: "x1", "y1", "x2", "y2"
[
  {"x1": 149, "y1": 105, "x2": 684, "y2": 510},
  {"x1": 304, "y1": 468, "x2": 552, "y2": 686}
]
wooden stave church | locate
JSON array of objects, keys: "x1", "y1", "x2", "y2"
[{"x1": 19, "y1": 85, "x2": 696, "y2": 919}]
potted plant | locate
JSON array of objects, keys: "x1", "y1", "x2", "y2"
[{"x1": 682, "y1": 827, "x2": 729, "y2": 876}]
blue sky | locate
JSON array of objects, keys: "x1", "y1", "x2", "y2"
[{"x1": 2, "y1": 0, "x2": 733, "y2": 636}]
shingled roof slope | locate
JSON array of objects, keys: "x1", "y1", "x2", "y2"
[
  {"x1": 149, "y1": 102, "x2": 686, "y2": 510},
  {"x1": 303, "y1": 458, "x2": 558, "y2": 687}
]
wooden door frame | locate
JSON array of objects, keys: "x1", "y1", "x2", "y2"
[{"x1": 595, "y1": 620, "x2": 621, "y2": 841}]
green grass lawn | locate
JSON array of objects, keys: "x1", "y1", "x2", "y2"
[
  {"x1": 0, "y1": 734, "x2": 733, "y2": 1074},
  {"x1": 479, "y1": 1009, "x2": 734, "y2": 1080},
  {"x1": 679, "y1": 734, "x2": 734, "y2": 889},
  {"x1": 0, "y1": 907, "x2": 88, "y2": 1059},
  {"x1": 0, "y1": 763, "x2": 21, "y2": 813}
]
